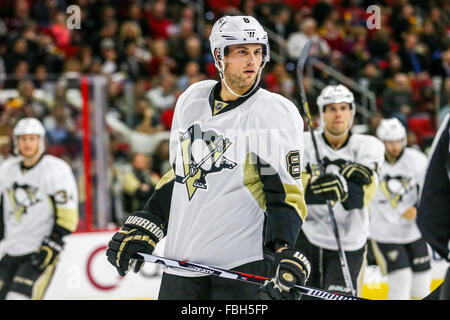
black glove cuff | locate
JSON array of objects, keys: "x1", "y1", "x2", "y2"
[
  {"x1": 44, "y1": 232, "x2": 64, "y2": 251},
  {"x1": 275, "y1": 248, "x2": 311, "y2": 280},
  {"x1": 123, "y1": 211, "x2": 165, "y2": 242}
]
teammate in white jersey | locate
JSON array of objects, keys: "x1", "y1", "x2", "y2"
[
  {"x1": 369, "y1": 118, "x2": 431, "y2": 300},
  {"x1": 0, "y1": 118, "x2": 79, "y2": 300},
  {"x1": 107, "y1": 15, "x2": 311, "y2": 300},
  {"x1": 295, "y1": 84, "x2": 385, "y2": 296}
]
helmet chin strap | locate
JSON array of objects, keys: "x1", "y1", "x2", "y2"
[{"x1": 218, "y1": 59, "x2": 264, "y2": 98}]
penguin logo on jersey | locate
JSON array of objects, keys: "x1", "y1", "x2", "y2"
[
  {"x1": 176, "y1": 123, "x2": 237, "y2": 200},
  {"x1": 6, "y1": 182, "x2": 41, "y2": 222},
  {"x1": 380, "y1": 175, "x2": 412, "y2": 208},
  {"x1": 306, "y1": 157, "x2": 348, "y2": 176}
]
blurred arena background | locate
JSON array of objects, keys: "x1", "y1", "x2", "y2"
[{"x1": 0, "y1": 0, "x2": 448, "y2": 299}]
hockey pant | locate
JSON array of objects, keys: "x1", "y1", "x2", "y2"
[
  {"x1": 295, "y1": 229, "x2": 366, "y2": 297},
  {"x1": 0, "y1": 254, "x2": 58, "y2": 300},
  {"x1": 370, "y1": 238, "x2": 431, "y2": 300}
]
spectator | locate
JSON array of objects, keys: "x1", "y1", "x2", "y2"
[
  {"x1": 144, "y1": 0, "x2": 174, "y2": 40},
  {"x1": 383, "y1": 52, "x2": 404, "y2": 80},
  {"x1": 77, "y1": 45, "x2": 95, "y2": 73},
  {"x1": 132, "y1": 98, "x2": 165, "y2": 135},
  {"x1": 33, "y1": 64, "x2": 51, "y2": 89},
  {"x1": 4, "y1": 60, "x2": 30, "y2": 89},
  {"x1": 3, "y1": 37, "x2": 34, "y2": 75},
  {"x1": 118, "y1": 20, "x2": 146, "y2": 50},
  {"x1": 121, "y1": 152, "x2": 160, "y2": 214},
  {"x1": 152, "y1": 139, "x2": 171, "y2": 176},
  {"x1": 264, "y1": 62, "x2": 295, "y2": 100},
  {"x1": 367, "y1": 28, "x2": 391, "y2": 61},
  {"x1": 344, "y1": 26, "x2": 371, "y2": 77},
  {"x1": 381, "y1": 73, "x2": 415, "y2": 126},
  {"x1": 147, "y1": 39, "x2": 176, "y2": 77},
  {"x1": 17, "y1": 80, "x2": 49, "y2": 118},
  {"x1": 183, "y1": 36, "x2": 204, "y2": 73},
  {"x1": 398, "y1": 32, "x2": 429, "y2": 75},
  {"x1": 43, "y1": 104, "x2": 77, "y2": 158},
  {"x1": 0, "y1": 135, "x2": 12, "y2": 164},
  {"x1": 48, "y1": 11, "x2": 72, "y2": 48},
  {"x1": 4, "y1": 0, "x2": 31, "y2": 35},
  {"x1": 177, "y1": 61, "x2": 206, "y2": 91},
  {"x1": 368, "y1": 111, "x2": 384, "y2": 137},
  {"x1": 287, "y1": 17, "x2": 330, "y2": 61},
  {"x1": 119, "y1": 41, "x2": 147, "y2": 80},
  {"x1": 392, "y1": 3, "x2": 417, "y2": 42},
  {"x1": 90, "y1": 20, "x2": 119, "y2": 57},
  {"x1": 167, "y1": 19, "x2": 196, "y2": 72},
  {"x1": 319, "y1": 18, "x2": 346, "y2": 54},
  {"x1": 312, "y1": 0, "x2": 334, "y2": 27},
  {"x1": 358, "y1": 62, "x2": 385, "y2": 97},
  {"x1": 147, "y1": 74, "x2": 177, "y2": 113},
  {"x1": 266, "y1": 4, "x2": 293, "y2": 39},
  {"x1": 100, "y1": 38, "x2": 119, "y2": 75},
  {"x1": 432, "y1": 48, "x2": 450, "y2": 78},
  {"x1": 124, "y1": 1, "x2": 151, "y2": 39}
]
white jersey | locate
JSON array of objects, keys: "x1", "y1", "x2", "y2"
[
  {"x1": 302, "y1": 131, "x2": 385, "y2": 251},
  {"x1": 0, "y1": 155, "x2": 79, "y2": 256},
  {"x1": 158, "y1": 80, "x2": 307, "y2": 277},
  {"x1": 369, "y1": 148, "x2": 428, "y2": 244}
]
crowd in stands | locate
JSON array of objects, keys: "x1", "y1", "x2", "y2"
[{"x1": 0, "y1": 0, "x2": 448, "y2": 226}]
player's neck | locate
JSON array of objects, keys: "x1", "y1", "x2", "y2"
[
  {"x1": 385, "y1": 151, "x2": 402, "y2": 164},
  {"x1": 220, "y1": 80, "x2": 252, "y2": 101},
  {"x1": 323, "y1": 130, "x2": 349, "y2": 150},
  {"x1": 22, "y1": 153, "x2": 43, "y2": 168}
]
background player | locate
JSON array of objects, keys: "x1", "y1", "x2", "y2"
[
  {"x1": 296, "y1": 84, "x2": 385, "y2": 296},
  {"x1": 0, "y1": 117, "x2": 79, "y2": 300},
  {"x1": 369, "y1": 118, "x2": 431, "y2": 300},
  {"x1": 106, "y1": 15, "x2": 311, "y2": 300}
]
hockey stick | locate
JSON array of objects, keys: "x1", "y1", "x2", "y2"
[
  {"x1": 296, "y1": 40, "x2": 356, "y2": 297},
  {"x1": 135, "y1": 253, "x2": 364, "y2": 300}
]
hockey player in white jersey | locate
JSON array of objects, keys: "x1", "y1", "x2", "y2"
[
  {"x1": 0, "y1": 118, "x2": 79, "y2": 300},
  {"x1": 295, "y1": 84, "x2": 385, "y2": 296},
  {"x1": 369, "y1": 118, "x2": 431, "y2": 300},
  {"x1": 107, "y1": 15, "x2": 311, "y2": 300}
]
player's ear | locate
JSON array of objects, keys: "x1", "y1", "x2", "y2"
[{"x1": 214, "y1": 49, "x2": 221, "y2": 62}]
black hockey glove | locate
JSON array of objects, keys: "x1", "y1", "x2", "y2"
[
  {"x1": 258, "y1": 248, "x2": 311, "y2": 300},
  {"x1": 309, "y1": 173, "x2": 348, "y2": 202},
  {"x1": 31, "y1": 232, "x2": 64, "y2": 270},
  {"x1": 341, "y1": 163, "x2": 373, "y2": 186},
  {"x1": 106, "y1": 211, "x2": 165, "y2": 277}
]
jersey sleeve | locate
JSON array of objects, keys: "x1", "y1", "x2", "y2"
[
  {"x1": 417, "y1": 115, "x2": 450, "y2": 262},
  {"x1": 342, "y1": 135, "x2": 385, "y2": 210},
  {"x1": 248, "y1": 94, "x2": 307, "y2": 250},
  {"x1": 47, "y1": 160, "x2": 79, "y2": 236}
]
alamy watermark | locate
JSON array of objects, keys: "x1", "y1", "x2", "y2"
[
  {"x1": 366, "y1": 5, "x2": 381, "y2": 30},
  {"x1": 66, "y1": 5, "x2": 81, "y2": 30}
]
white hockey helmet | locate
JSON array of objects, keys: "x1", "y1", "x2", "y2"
[
  {"x1": 209, "y1": 15, "x2": 270, "y2": 77},
  {"x1": 316, "y1": 84, "x2": 356, "y2": 129},
  {"x1": 376, "y1": 117, "x2": 407, "y2": 146},
  {"x1": 13, "y1": 117, "x2": 46, "y2": 156}
]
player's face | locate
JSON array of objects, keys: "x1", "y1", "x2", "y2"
[
  {"x1": 384, "y1": 140, "x2": 404, "y2": 159},
  {"x1": 17, "y1": 134, "x2": 40, "y2": 158},
  {"x1": 322, "y1": 102, "x2": 353, "y2": 136},
  {"x1": 223, "y1": 44, "x2": 263, "y2": 91}
]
